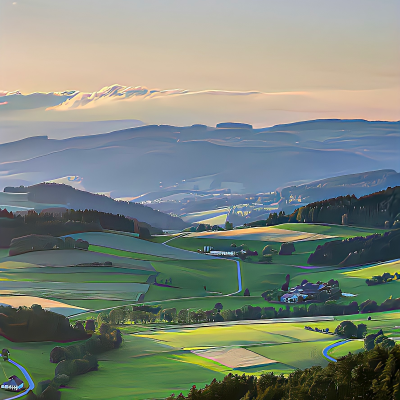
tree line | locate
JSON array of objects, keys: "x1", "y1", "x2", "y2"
[
  {"x1": 246, "y1": 186, "x2": 400, "y2": 229},
  {"x1": 0, "y1": 208, "x2": 154, "y2": 247},
  {"x1": 100, "y1": 296, "x2": 400, "y2": 326},
  {"x1": 0, "y1": 304, "x2": 89, "y2": 342},
  {"x1": 307, "y1": 229, "x2": 400, "y2": 266}
]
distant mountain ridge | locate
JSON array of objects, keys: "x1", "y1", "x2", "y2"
[{"x1": 0, "y1": 119, "x2": 398, "y2": 198}]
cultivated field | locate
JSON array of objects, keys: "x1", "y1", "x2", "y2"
[
  {"x1": 3, "y1": 249, "x2": 155, "y2": 271},
  {"x1": 66, "y1": 232, "x2": 213, "y2": 260},
  {"x1": 180, "y1": 207, "x2": 230, "y2": 225},
  {"x1": 186, "y1": 226, "x2": 336, "y2": 242},
  {"x1": 343, "y1": 259, "x2": 400, "y2": 279},
  {"x1": 274, "y1": 223, "x2": 388, "y2": 238}
]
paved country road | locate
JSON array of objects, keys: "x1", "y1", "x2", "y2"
[
  {"x1": 322, "y1": 340, "x2": 352, "y2": 362},
  {"x1": 2, "y1": 359, "x2": 35, "y2": 400}
]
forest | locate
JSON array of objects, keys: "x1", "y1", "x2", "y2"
[{"x1": 164, "y1": 344, "x2": 400, "y2": 400}]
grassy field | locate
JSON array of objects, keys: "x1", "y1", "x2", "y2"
[
  {"x1": 66, "y1": 232, "x2": 212, "y2": 260},
  {"x1": 274, "y1": 223, "x2": 389, "y2": 238},
  {"x1": 249, "y1": 340, "x2": 331, "y2": 370},
  {"x1": 60, "y1": 335, "x2": 230, "y2": 400},
  {"x1": 1, "y1": 224, "x2": 398, "y2": 318},
  {"x1": 135, "y1": 321, "x2": 337, "y2": 349},
  {"x1": 0, "y1": 336, "x2": 79, "y2": 398},
  {"x1": 327, "y1": 340, "x2": 365, "y2": 358},
  {"x1": 4, "y1": 249, "x2": 156, "y2": 270},
  {"x1": 180, "y1": 207, "x2": 230, "y2": 225},
  {"x1": 88, "y1": 245, "x2": 171, "y2": 262},
  {"x1": 343, "y1": 259, "x2": 400, "y2": 279},
  {"x1": 56, "y1": 320, "x2": 339, "y2": 399}
]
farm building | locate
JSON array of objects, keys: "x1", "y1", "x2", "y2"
[
  {"x1": 203, "y1": 245, "x2": 246, "y2": 257},
  {"x1": 280, "y1": 293, "x2": 299, "y2": 303},
  {"x1": 1, "y1": 375, "x2": 24, "y2": 392},
  {"x1": 203, "y1": 245, "x2": 255, "y2": 257},
  {"x1": 280, "y1": 281, "x2": 341, "y2": 303}
]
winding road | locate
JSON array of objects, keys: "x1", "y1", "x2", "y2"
[
  {"x1": 322, "y1": 340, "x2": 352, "y2": 362},
  {"x1": 2, "y1": 359, "x2": 34, "y2": 400}
]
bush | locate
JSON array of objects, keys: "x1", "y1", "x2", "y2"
[
  {"x1": 53, "y1": 374, "x2": 69, "y2": 387},
  {"x1": 279, "y1": 242, "x2": 295, "y2": 255}
]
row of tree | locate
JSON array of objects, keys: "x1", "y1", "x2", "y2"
[
  {"x1": 101, "y1": 296, "x2": 400, "y2": 326},
  {"x1": 366, "y1": 272, "x2": 400, "y2": 286}
]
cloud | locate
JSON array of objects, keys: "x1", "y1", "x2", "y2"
[{"x1": 1, "y1": 84, "x2": 398, "y2": 127}]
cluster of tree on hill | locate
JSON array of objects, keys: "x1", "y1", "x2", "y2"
[
  {"x1": 0, "y1": 208, "x2": 159, "y2": 247},
  {"x1": 9, "y1": 235, "x2": 89, "y2": 256},
  {"x1": 246, "y1": 186, "x2": 400, "y2": 229},
  {"x1": 364, "y1": 329, "x2": 396, "y2": 351},
  {"x1": 334, "y1": 320, "x2": 367, "y2": 339},
  {"x1": 26, "y1": 322, "x2": 122, "y2": 400},
  {"x1": 101, "y1": 296, "x2": 400, "y2": 326},
  {"x1": 0, "y1": 305, "x2": 90, "y2": 342},
  {"x1": 165, "y1": 345, "x2": 400, "y2": 400},
  {"x1": 0, "y1": 212, "x2": 101, "y2": 248},
  {"x1": 244, "y1": 211, "x2": 289, "y2": 227},
  {"x1": 62, "y1": 209, "x2": 158, "y2": 237},
  {"x1": 307, "y1": 229, "x2": 400, "y2": 266},
  {"x1": 294, "y1": 186, "x2": 400, "y2": 228},
  {"x1": 185, "y1": 223, "x2": 225, "y2": 232},
  {"x1": 4, "y1": 183, "x2": 188, "y2": 230},
  {"x1": 366, "y1": 272, "x2": 400, "y2": 286}
]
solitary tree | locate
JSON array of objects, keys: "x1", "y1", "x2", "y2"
[
  {"x1": 214, "y1": 303, "x2": 223, "y2": 312},
  {"x1": 85, "y1": 319, "x2": 96, "y2": 333},
  {"x1": 281, "y1": 274, "x2": 290, "y2": 291},
  {"x1": 244, "y1": 288, "x2": 250, "y2": 296}
]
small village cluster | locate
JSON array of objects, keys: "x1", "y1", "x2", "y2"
[{"x1": 280, "y1": 280, "x2": 341, "y2": 303}]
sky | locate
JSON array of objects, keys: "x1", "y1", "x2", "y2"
[{"x1": 0, "y1": 0, "x2": 399, "y2": 127}]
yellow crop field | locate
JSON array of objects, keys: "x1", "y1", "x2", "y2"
[
  {"x1": 187, "y1": 226, "x2": 335, "y2": 242},
  {"x1": 343, "y1": 260, "x2": 400, "y2": 279}
]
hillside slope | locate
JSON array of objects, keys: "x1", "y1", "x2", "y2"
[{"x1": 3, "y1": 183, "x2": 188, "y2": 231}]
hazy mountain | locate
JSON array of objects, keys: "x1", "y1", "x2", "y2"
[
  {"x1": 0, "y1": 119, "x2": 398, "y2": 198},
  {"x1": 0, "y1": 120, "x2": 144, "y2": 144},
  {"x1": 279, "y1": 169, "x2": 400, "y2": 205}
]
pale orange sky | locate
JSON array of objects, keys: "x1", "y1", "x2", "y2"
[{"x1": 0, "y1": 0, "x2": 399, "y2": 124}]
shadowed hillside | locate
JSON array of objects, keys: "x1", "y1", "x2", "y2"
[{"x1": 3, "y1": 183, "x2": 188, "y2": 231}]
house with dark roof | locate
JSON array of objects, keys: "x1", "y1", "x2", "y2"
[
  {"x1": 203, "y1": 245, "x2": 246, "y2": 257},
  {"x1": 280, "y1": 281, "x2": 341, "y2": 303},
  {"x1": 1, "y1": 375, "x2": 24, "y2": 392}
]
